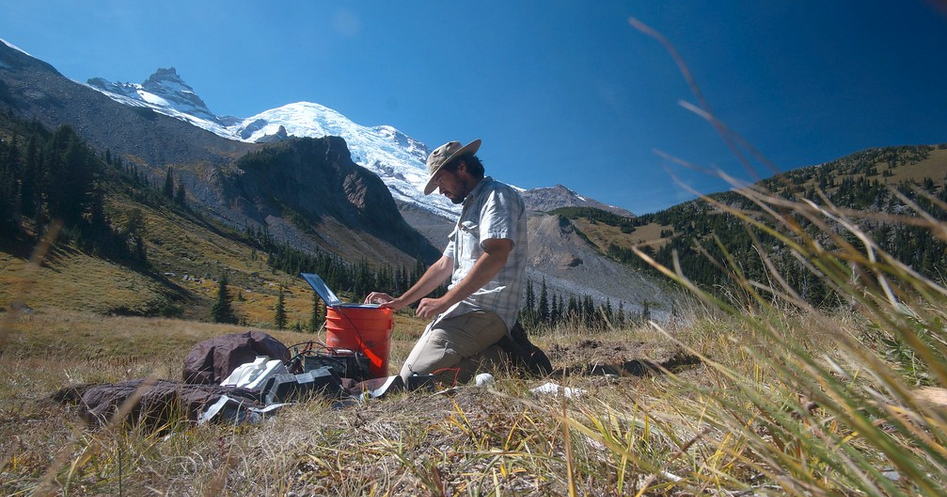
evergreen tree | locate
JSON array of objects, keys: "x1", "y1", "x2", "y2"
[
  {"x1": 310, "y1": 292, "x2": 324, "y2": 333},
  {"x1": 521, "y1": 279, "x2": 536, "y2": 327},
  {"x1": 21, "y1": 135, "x2": 39, "y2": 219},
  {"x1": 582, "y1": 295, "x2": 595, "y2": 327},
  {"x1": 0, "y1": 137, "x2": 18, "y2": 235},
  {"x1": 174, "y1": 182, "x2": 186, "y2": 206},
  {"x1": 525, "y1": 279, "x2": 535, "y2": 315},
  {"x1": 47, "y1": 127, "x2": 96, "y2": 226},
  {"x1": 526, "y1": 280, "x2": 536, "y2": 321},
  {"x1": 163, "y1": 166, "x2": 174, "y2": 199},
  {"x1": 123, "y1": 208, "x2": 147, "y2": 264},
  {"x1": 274, "y1": 286, "x2": 287, "y2": 330},
  {"x1": 538, "y1": 277, "x2": 550, "y2": 323},
  {"x1": 567, "y1": 295, "x2": 579, "y2": 322},
  {"x1": 211, "y1": 275, "x2": 239, "y2": 324},
  {"x1": 550, "y1": 292, "x2": 561, "y2": 324}
]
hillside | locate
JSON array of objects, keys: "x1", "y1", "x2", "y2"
[
  {"x1": 556, "y1": 144, "x2": 947, "y2": 302},
  {"x1": 0, "y1": 114, "x2": 438, "y2": 325},
  {"x1": 0, "y1": 40, "x2": 437, "y2": 269}
]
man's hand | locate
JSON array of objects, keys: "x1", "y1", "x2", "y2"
[
  {"x1": 416, "y1": 297, "x2": 450, "y2": 320},
  {"x1": 364, "y1": 292, "x2": 406, "y2": 310}
]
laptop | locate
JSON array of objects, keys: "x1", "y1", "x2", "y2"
[{"x1": 300, "y1": 273, "x2": 380, "y2": 308}]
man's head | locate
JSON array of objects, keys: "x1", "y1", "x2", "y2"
[{"x1": 424, "y1": 139, "x2": 485, "y2": 204}]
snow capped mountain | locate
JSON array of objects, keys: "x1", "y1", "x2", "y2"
[
  {"x1": 85, "y1": 68, "x2": 632, "y2": 219},
  {"x1": 87, "y1": 68, "x2": 238, "y2": 140},
  {"x1": 88, "y1": 68, "x2": 220, "y2": 123},
  {"x1": 228, "y1": 102, "x2": 460, "y2": 216},
  {"x1": 86, "y1": 70, "x2": 460, "y2": 217}
]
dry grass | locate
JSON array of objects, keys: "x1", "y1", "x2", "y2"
[
  {"x1": 0, "y1": 302, "x2": 701, "y2": 496},
  {"x1": 3, "y1": 219, "x2": 947, "y2": 496},
  {"x1": 4, "y1": 294, "x2": 929, "y2": 496},
  {"x1": 573, "y1": 218, "x2": 675, "y2": 253},
  {"x1": 0, "y1": 248, "x2": 175, "y2": 316}
]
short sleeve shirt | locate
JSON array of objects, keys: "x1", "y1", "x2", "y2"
[{"x1": 440, "y1": 177, "x2": 527, "y2": 331}]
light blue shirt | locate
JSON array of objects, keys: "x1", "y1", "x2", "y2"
[{"x1": 440, "y1": 176, "x2": 527, "y2": 332}]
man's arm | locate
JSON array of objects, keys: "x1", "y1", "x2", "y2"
[
  {"x1": 364, "y1": 254, "x2": 453, "y2": 311},
  {"x1": 415, "y1": 238, "x2": 512, "y2": 319}
]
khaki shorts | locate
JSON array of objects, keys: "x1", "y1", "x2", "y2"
[{"x1": 399, "y1": 310, "x2": 508, "y2": 386}]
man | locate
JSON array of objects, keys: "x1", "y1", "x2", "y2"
[{"x1": 365, "y1": 139, "x2": 528, "y2": 386}]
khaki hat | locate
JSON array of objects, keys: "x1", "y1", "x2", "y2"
[{"x1": 423, "y1": 139, "x2": 482, "y2": 195}]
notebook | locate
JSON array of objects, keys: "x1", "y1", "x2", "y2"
[{"x1": 300, "y1": 272, "x2": 380, "y2": 308}]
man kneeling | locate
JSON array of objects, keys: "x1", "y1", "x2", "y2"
[{"x1": 365, "y1": 139, "x2": 531, "y2": 386}]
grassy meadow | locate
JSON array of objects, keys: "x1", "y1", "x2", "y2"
[
  {"x1": 1, "y1": 129, "x2": 945, "y2": 495},
  {"x1": 2, "y1": 188, "x2": 946, "y2": 497}
]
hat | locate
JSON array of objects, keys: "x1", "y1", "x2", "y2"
[{"x1": 423, "y1": 139, "x2": 482, "y2": 195}]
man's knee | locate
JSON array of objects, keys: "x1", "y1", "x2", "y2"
[{"x1": 399, "y1": 312, "x2": 508, "y2": 386}]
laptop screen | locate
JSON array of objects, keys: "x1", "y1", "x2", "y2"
[{"x1": 300, "y1": 273, "x2": 380, "y2": 308}]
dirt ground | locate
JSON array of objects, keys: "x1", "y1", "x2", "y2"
[{"x1": 544, "y1": 337, "x2": 700, "y2": 379}]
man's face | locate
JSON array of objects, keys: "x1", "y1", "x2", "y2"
[{"x1": 432, "y1": 164, "x2": 471, "y2": 204}]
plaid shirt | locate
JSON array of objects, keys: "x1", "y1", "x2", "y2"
[{"x1": 439, "y1": 176, "x2": 527, "y2": 332}]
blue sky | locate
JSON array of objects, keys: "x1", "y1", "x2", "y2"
[{"x1": 2, "y1": 1, "x2": 946, "y2": 214}]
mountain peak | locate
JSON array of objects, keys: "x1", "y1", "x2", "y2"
[
  {"x1": 88, "y1": 67, "x2": 220, "y2": 125},
  {"x1": 143, "y1": 67, "x2": 183, "y2": 86},
  {"x1": 521, "y1": 184, "x2": 635, "y2": 218}
]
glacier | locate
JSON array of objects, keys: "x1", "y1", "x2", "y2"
[{"x1": 86, "y1": 70, "x2": 461, "y2": 218}]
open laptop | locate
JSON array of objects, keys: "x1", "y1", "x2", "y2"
[{"x1": 300, "y1": 273, "x2": 380, "y2": 308}]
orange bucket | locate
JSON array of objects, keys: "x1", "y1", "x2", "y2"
[{"x1": 325, "y1": 306, "x2": 393, "y2": 378}]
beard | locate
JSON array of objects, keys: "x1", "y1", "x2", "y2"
[{"x1": 445, "y1": 177, "x2": 470, "y2": 204}]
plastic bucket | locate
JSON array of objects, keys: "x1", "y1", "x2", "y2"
[{"x1": 325, "y1": 306, "x2": 393, "y2": 378}]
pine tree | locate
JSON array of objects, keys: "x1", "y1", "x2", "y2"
[
  {"x1": 583, "y1": 295, "x2": 594, "y2": 327},
  {"x1": 538, "y1": 277, "x2": 550, "y2": 323},
  {"x1": 274, "y1": 286, "x2": 287, "y2": 330},
  {"x1": 310, "y1": 292, "x2": 324, "y2": 333},
  {"x1": 522, "y1": 279, "x2": 536, "y2": 327},
  {"x1": 163, "y1": 166, "x2": 174, "y2": 199},
  {"x1": 550, "y1": 292, "x2": 560, "y2": 324},
  {"x1": 211, "y1": 275, "x2": 238, "y2": 324},
  {"x1": 174, "y1": 182, "x2": 186, "y2": 206},
  {"x1": 567, "y1": 295, "x2": 579, "y2": 322},
  {"x1": 124, "y1": 208, "x2": 147, "y2": 264}
]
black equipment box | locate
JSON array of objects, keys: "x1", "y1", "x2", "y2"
[{"x1": 260, "y1": 367, "x2": 343, "y2": 404}]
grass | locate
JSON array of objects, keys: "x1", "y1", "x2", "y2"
[
  {"x1": 3, "y1": 170, "x2": 945, "y2": 495},
  {"x1": 0, "y1": 301, "x2": 696, "y2": 495},
  {"x1": 572, "y1": 218, "x2": 674, "y2": 253},
  {"x1": 4, "y1": 260, "x2": 943, "y2": 496},
  {"x1": 0, "y1": 246, "x2": 178, "y2": 317}
]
